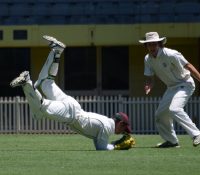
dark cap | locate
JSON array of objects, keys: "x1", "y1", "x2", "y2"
[{"x1": 114, "y1": 112, "x2": 131, "y2": 134}]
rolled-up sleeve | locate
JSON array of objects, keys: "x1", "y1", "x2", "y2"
[{"x1": 144, "y1": 55, "x2": 154, "y2": 76}]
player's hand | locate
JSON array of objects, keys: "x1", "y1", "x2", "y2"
[
  {"x1": 144, "y1": 85, "x2": 151, "y2": 95},
  {"x1": 113, "y1": 134, "x2": 136, "y2": 150}
]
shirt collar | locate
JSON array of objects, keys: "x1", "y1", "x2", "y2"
[
  {"x1": 149, "y1": 48, "x2": 162, "y2": 59},
  {"x1": 157, "y1": 48, "x2": 162, "y2": 57}
]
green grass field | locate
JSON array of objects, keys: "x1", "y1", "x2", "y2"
[{"x1": 0, "y1": 134, "x2": 199, "y2": 175}]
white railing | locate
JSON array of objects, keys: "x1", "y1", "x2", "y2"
[{"x1": 0, "y1": 96, "x2": 200, "y2": 134}]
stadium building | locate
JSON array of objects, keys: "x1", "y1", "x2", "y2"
[{"x1": 1, "y1": 0, "x2": 200, "y2": 98}]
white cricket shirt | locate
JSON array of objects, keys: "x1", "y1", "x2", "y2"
[
  {"x1": 70, "y1": 110, "x2": 115, "y2": 141},
  {"x1": 144, "y1": 47, "x2": 192, "y2": 87}
]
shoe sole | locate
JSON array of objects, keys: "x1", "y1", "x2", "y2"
[
  {"x1": 10, "y1": 71, "x2": 29, "y2": 88},
  {"x1": 43, "y1": 35, "x2": 66, "y2": 48},
  {"x1": 20, "y1": 71, "x2": 29, "y2": 78},
  {"x1": 10, "y1": 76, "x2": 26, "y2": 87}
]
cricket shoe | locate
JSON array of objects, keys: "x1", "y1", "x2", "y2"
[
  {"x1": 155, "y1": 141, "x2": 180, "y2": 148},
  {"x1": 43, "y1": 35, "x2": 66, "y2": 54},
  {"x1": 10, "y1": 71, "x2": 30, "y2": 88},
  {"x1": 193, "y1": 134, "x2": 200, "y2": 147}
]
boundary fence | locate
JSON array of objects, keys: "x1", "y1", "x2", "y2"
[{"x1": 0, "y1": 96, "x2": 200, "y2": 134}]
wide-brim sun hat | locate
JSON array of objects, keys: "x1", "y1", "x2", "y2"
[{"x1": 139, "y1": 32, "x2": 167, "y2": 44}]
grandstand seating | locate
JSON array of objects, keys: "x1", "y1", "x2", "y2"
[
  {"x1": 10, "y1": 3, "x2": 32, "y2": 16},
  {"x1": 174, "y1": 2, "x2": 200, "y2": 22},
  {"x1": 0, "y1": 4, "x2": 9, "y2": 17},
  {"x1": 0, "y1": 0, "x2": 200, "y2": 25},
  {"x1": 32, "y1": 4, "x2": 51, "y2": 16},
  {"x1": 159, "y1": 2, "x2": 175, "y2": 22}
]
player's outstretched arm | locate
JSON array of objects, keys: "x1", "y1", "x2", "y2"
[
  {"x1": 185, "y1": 63, "x2": 200, "y2": 82},
  {"x1": 112, "y1": 134, "x2": 136, "y2": 150}
]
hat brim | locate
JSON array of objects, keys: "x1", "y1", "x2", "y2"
[{"x1": 139, "y1": 37, "x2": 167, "y2": 44}]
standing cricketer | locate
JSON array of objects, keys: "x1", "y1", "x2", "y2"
[
  {"x1": 139, "y1": 32, "x2": 200, "y2": 148},
  {"x1": 10, "y1": 35, "x2": 135, "y2": 150}
]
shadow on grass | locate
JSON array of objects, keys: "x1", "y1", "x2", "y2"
[{"x1": 0, "y1": 149, "x2": 96, "y2": 152}]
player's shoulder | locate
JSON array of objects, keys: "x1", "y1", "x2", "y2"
[{"x1": 163, "y1": 47, "x2": 180, "y2": 57}]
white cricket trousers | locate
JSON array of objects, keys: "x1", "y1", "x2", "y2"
[
  {"x1": 23, "y1": 79, "x2": 81, "y2": 123},
  {"x1": 23, "y1": 49, "x2": 81, "y2": 123},
  {"x1": 155, "y1": 82, "x2": 200, "y2": 144}
]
